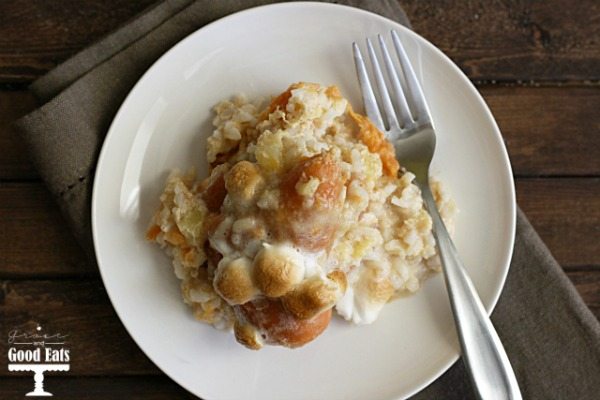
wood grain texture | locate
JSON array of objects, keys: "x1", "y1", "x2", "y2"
[
  {"x1": 1, "y1": 86, "x2": 598, "y2": 180},
  {"x1": 480, "y1": 86, "x2": 600, "y2": 176},
  {"x1": 516, "y1": 178, "x2": 600, "y2": 267},
  {"x1": 0, "y1": 0, "x2": 598, "y2": 82},
  {"x1": 0, "y1": 274, "x2": 598, "y2": 378},
  {"x1": 0, "y1": 183, "x2": 92, "y2": 278},
  {"x1": 0, "y1": 377, "x2": 192, "y2": 399},
  {"x1": 0, "y1": 0, "x2": 157, "y2": 82},
  {"x1": 402, "y1": 0, "x2": 600, "y2": 82},
  {"x1": 1, "y1": 280, "x2": 159, "y2": 376}
]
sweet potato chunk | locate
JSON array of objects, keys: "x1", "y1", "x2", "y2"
[
  {"x1": 349, "y1": 110, "x2": 399, "y2": 177},
  {"x1": 225, "y1": 161, "x2": 265, "y2": 203},
  {"x1": 272, "y1": 153, "x2": 346, "y2": 251},
  {"x1": 238, "y1": 297, "x2": 331, "y2": 348}
]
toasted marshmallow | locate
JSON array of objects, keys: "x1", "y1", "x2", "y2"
[
  {"x1": 225, "y1": 161, "x2": 265, "y2": 203},
  {"x1": 233, "y1": 320, "x2": 264, "y2": 350},
  {"x1": 253, "y1": 243, "x2": 305, "y2": 297},
  {"x1": 213, "y1": 256, "x2": 259, "y2": 305},
  {"x1": 282, "y1": 270, "x2": 347, "y2": 320}
]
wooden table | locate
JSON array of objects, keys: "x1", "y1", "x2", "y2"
[{"x1": 1, "y1": 1, "x2": 598, "y2": 398}]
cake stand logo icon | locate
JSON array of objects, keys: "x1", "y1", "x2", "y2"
[{"x1": 7, "y1": 325, "x2": 70, "y2": 396}]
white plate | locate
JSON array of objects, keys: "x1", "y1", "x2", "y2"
[{"x1": 92, "y1": 3, "x2": 516, "y2": 399}]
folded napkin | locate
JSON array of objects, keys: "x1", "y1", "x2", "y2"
[{"x1": 15, "y1": 0, "x2": 600, "y2": 398}]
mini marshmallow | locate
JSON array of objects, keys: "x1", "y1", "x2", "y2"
[
  {"x1": 225, "y1": 160, "x2": 265, "y2": 203},
  {"x1": 282, "y1": 270, "x2": 347, "y2": 320},
  {"x1": 253, "y1": 243, "x2": 305, "y2": 297},
  {"x1": 233, "y1": 320, "x2": 264, "y2": 350},
  {"x1": 213, "y1": 256, "x2": 259, "y2": 305}
]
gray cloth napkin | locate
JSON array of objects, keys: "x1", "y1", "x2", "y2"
[{"x1": 15, "y1": 0, "x2": 600, "y2": 398}]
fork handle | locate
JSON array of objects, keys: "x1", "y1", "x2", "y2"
[{"x1": 419, "y1": 183, "x2": 522, "y2": 400}]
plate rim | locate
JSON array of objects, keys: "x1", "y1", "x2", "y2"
[{"x1": 92, "y1": 2, "x2": 517, "y2": 399}]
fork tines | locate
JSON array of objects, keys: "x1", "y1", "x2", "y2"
[{"x1": 352, "y1": 30, "x2": 431, "y2": 134}]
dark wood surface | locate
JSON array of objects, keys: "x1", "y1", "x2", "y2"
[{"x1": 0, "y1": 1, "x2": 598, "y2": 398}]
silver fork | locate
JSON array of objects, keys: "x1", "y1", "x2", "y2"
[{"x1": 353, "y1": 31, "x2": 522, "y2": 400}]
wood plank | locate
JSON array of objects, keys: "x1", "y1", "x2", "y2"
[
  {"x1": 1, "y1": 86, "x2": 599, "y2": 180},
  {"x1": 0, "y1": 177, "x2": 597, "y2": 278},
  {"x1": 0, "y1": 0, "x2": 598, "y2": 82},
  {"x1": 402, "y1": 0, "x2": 600, "y2": 82},
  {"x1": 516, "y1": 178, "x2": 600, "y2": 268},
  {"x1": 481, "y1": 86, "x2": 600, "y2": 176},
  {"x1": 0, "y1": 376, "x2": 192, "y2": 399},
  {"x1": 1, "y1": 280, "x2": 159, "y2": 376},
  {"x1": 0, "y1": 0, "x2": 157, "y2": 82},
  {"x1": 0, "y1": 275, "x2": 597, "y2": 379},
  {"x1": 0, "y1": 183, "x2": 92, "y2": 278}
]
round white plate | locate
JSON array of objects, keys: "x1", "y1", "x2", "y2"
[{"x1": 92, "y1": 3, "x2": 516, "y2": 400}]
